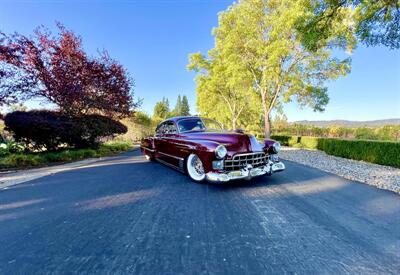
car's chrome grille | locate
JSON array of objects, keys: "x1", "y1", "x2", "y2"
[{"x1": 224, "y1": 152, "x2": 267, "y2": 171}]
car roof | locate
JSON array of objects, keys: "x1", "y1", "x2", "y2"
[{"x1": 160, "y1": 116, "x2": 201, "y2": 124}]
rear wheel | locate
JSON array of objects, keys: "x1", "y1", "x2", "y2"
[{"x1": 186, "y1": 154, "x2": 206, "y2": 182}]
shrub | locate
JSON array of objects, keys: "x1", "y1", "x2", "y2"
[
  {"x1": 298, "y1": 136, "x2": 319, "y2": 149},
  {"x1": 271, "y1": 134, "x2": 400, "y2": 168},
  {"x1": 271, "y1": 135, "x2": 300, "y2": 146},
  {"x1": 72, "y1": 114, "x2": 128, "y2": 147},
  {"x1": 4, "y1": 110, "x2": 69, "y2": 150},
  {"x1": 0, "y1": 144, "x2": 8, "y2": 157},
  {"x1": 4, "y1": 110, "x2": 127, "y2": 149},
  {"x1": 1, "y1": 154, "x2": 45, "y2": 167},
  {"x1": 102, "y1": 142, "x2": 132, "y2": 152},
  {"x1": 0, "y1": 140, "x2": 25, "y2": 157}
]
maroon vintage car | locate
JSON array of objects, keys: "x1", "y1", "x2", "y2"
[{"x1": 140, "y1": 116, "x2": 285, "y2": 183}]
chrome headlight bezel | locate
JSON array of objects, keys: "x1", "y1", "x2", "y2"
[
  {"x1": 272, "y1": 142, "x2": 281, "y2": 153},
  {"x1": 212, "y1": 160, "x2": 224, "y2": 170},
  {"x1": 215, "y1": 145, "x2": 227, "y2": 159}
]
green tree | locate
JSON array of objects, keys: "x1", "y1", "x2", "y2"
[
  {"x1": 194, "y1": 0, "x2": 352, "y2": 137},
  {"x1": 172, "y1": 95, "x2": 182, "y2": 117},
  {"x1": 188, "y1": 50, "x2": 260, "y2": 130},
  {"x1": 153, "y1": 97, "x2": 170, "y2": 119},
  {"x1": 169, "y1": 95, "x2": 190, "y2": 117},
  {"x1": 297, "y1": 0, "x2": 400, "y2": 51},
  {"x1": 181, "y1": 95, "x2": 190, "y2": 116},
  {"x1": 134, "y1": 111, "x2": 152, "y2": 127}
]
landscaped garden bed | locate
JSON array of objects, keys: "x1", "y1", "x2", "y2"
[
  {"x1": 0, "y1": 110, "x2": 135, "y2": 171},
  {"x1": 0, "y1": 142, "x2": 134, "y2": 171}
]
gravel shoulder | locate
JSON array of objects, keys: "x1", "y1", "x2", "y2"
[{"x1": 279, "y1": 146, "x2": 400, "y2": 194}]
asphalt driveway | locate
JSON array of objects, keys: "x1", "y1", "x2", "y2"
[{"x1": 0, "y1": 150, "x2": 399, "y2": 274}]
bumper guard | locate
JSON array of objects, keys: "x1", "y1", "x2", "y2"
[{"x1": 205, "y1": 160, "x2": 285, "y2": 183}]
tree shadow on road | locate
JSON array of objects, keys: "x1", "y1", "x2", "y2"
[{"x1": 0, "y1": 152, "x2": 399, "y2": 274}]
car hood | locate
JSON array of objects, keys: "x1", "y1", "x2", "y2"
[{"x1": 179, "y1": 131, "x2": 264, "y2": 154}]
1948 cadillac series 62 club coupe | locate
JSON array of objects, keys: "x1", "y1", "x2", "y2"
[{"x1": 140, "y1": 116, "x2": 285, "y2": 183}]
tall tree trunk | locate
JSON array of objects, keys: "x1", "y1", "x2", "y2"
[
  {"x1": 261, "y1": 91, "x2": 271, "y2": 138},
  {"x1": 232, "y1": 117, "x2": 237, "y2": 130},
  {"x1": 264, "y1": 109, "x2": 271, "y2": 138}
]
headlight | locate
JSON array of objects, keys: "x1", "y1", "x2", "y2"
[
  {"x1": 272, "y1": 142, "x2": 281, "y2": 153},
  {"x1": 215, "y1": 145, "x2": 227, "y2": 159}
]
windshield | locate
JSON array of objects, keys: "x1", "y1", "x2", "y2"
[{"x1": 177, "y1": 118, "x2": 223, "y2": 133}]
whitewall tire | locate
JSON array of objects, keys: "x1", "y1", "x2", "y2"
[{"x1": 186, "y1": 154, "x2": 206, "y2": 182}]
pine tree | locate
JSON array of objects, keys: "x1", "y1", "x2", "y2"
[
  {"x1": 174, "y1": 95, "x2": 182, "y2": 116},
  {"x1": 181, "y1": 95, "x2": 190, "y2": 116}
]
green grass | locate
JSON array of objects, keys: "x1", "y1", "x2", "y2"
[
  {"x1": 271, "y1": 135, "x2": 400, "y2": 168},
  {"x1": 0, "y1": 142, "x2": 134, "y2": 170}
]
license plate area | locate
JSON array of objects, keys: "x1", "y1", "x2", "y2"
[{"x1": 229, "y1": 171, "x2": 242, "y2": 177}]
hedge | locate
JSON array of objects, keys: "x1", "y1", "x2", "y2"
[
  {"x1": 4, "y1": 110, "x2": 127, "y2": 149},
  {"x1": 271, "y1": 135, "x2": 400, "y2": 168},
  {"x1": 271, "y1": 124, "x2": 400, "y2": 141}
]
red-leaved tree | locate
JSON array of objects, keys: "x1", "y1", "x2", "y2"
[{"x1": 0, "y1": 23, "x2": 139, "y2": 117}]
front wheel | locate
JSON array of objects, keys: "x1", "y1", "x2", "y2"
[
  {"x1": 186, "y1": 154, "x2": 206, "y2": 182},
  {"x1": 144, "y1": 152, "x2": 154, "y2": 161}
]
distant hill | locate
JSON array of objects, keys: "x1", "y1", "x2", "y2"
[{"x1": 292, "y1": 119, "x2": 400, "y2": 128}]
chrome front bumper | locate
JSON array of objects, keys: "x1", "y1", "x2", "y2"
[{"x1": 205, "y1": 161, "x2": 285, "y2": 183}]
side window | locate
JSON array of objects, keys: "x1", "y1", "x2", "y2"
[
  {"x1": 165, "y1": 122, "x2": 177, "y2": 134},
  {"x1": 156, "y1": 123, "x2": 166, "y2": 135},
  {"x1": 156, "y1": 121, "x2": 177, "y2": 135}
]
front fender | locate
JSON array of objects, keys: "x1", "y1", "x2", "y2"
[
  {"x1": 171, "y1": 139, "x2": 221, "y2": 173},
  {"x1": 192, "y1": 140, "x2": 221, "y2": 152},
  {"x1": 264, "y1": 139, "x2": 277, "y2": 154}
]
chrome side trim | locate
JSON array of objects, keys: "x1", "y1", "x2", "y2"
[
  {"x1": 141, "y1": 146, "x2": 155, "y2": 153},
  {"x1": 155, "y1": 158, "x2": 185, "y2": 173},
  {"x1": 158, "y1": 151, "x2": 184, "y2": 161}
]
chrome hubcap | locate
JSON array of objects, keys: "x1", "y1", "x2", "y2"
[
  {"x1": 191, "y1": 155, "x2": 204, "y2": 175},
  {"x1": 187, "y1": 154, "x2": 205, "y2": 181}
]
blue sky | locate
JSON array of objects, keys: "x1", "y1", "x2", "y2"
[{"x1": 1, "y1": 0, "x2": 399, "y2": 121}]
